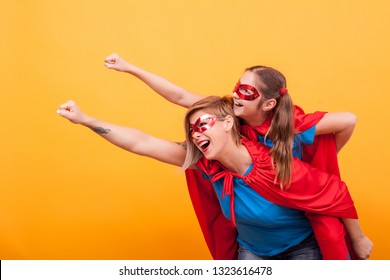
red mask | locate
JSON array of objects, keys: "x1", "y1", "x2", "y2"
[
  {"x1": 233, "y1": 81, "x2": 260, "y2": 101},
  {"x1": 190, "y1": 114, "x2": 217, "y2": 135}
]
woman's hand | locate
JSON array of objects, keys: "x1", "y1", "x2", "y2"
[{"x1": 57, "y1": 100, "x2": 89, "y2": 125}]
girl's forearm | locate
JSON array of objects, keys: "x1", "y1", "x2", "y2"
[
  {"x1": 123, "y1": 63, "x2": 204, "y2": 108},
  {"x1": 315, "y1": 112, "x2": 357, "y2": 152}
]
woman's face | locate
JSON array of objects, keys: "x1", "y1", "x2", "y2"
[
  {"x1": 232, "y1": 71, "x2": 266, "y2": 125},
  {"x1": 189, "y1": 110, "x2": 229, "y2": 160}
]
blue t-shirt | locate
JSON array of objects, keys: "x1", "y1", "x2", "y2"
[
  {"x1": 257, "y1": 125, "x2": 316, "y2": 159},
  {"x1": 202, "y1": 164, "x2": 313, "y2": 257}
]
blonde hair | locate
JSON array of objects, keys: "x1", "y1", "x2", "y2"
[{"x1": 182, "y1": 95, "x2": 241, "y2": 170}]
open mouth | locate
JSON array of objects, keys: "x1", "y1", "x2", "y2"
[
  {"x1": 198, "y1": 140, "x2": 210, "y2": 151},
  {"x1": 234, "y1": 100, "x2": 243, "y2": 107}
]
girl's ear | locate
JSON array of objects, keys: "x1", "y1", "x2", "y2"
[
  {"x1": 224, "y1": 115, "x2": 234, "y2": 131},
  {"x1": 262, "y1": 98, "x2": 277, "y2": 112}
]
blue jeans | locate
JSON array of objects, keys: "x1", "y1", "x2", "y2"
[{"x1": 238, "y1": 233, "x2": 323, "y2": 260}]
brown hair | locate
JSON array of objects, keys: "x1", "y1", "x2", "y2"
[
  {"x1": 182, "y1": 95, "x2": 241, "y2": 170},
  {"x1": 246, "y1": 66, "x2": 294, "y2": 188}
]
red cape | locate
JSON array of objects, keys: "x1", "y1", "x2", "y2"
[{"x1": 185, "y1": 105, "x2": 358, "y2": 259}]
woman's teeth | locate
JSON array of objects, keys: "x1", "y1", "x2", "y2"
[{"x1": 199, "y1": 140, "x2": 210, "y2": 149}]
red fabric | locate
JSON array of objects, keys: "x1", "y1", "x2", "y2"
[
  {"x1": 197, "y1": 139, "x2": 358, "y2": 220},
  {"x1": 185, "y1": 105, "x2": 358, "y2": 260},
  {"x1": 185, "y1": 169, "x2": 237, "y2": 260},
  {"x1": 241, "y1": 105, "x2": 326, "y2": 136}
]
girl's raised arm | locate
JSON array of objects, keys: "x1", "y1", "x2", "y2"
[{"x1": 104, "y1": 53, "x2": 204, "y2": 108}]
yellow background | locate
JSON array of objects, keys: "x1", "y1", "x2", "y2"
[{"x1": 1, "y1": 0, "x2": 389, "y2": 260}]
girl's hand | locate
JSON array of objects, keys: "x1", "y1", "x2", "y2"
[{"x1": 104, "y1": 53, "x2": 130, "y2": 72}]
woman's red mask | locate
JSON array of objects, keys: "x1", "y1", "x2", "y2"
[{"x1": 189, "y1": 114, "x2": 217, "y2": 135}]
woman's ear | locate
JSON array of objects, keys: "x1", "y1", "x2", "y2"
[
  {"x1": 224, "y1": 115, "x2": 234, "y2": 131},
  {"x1": 262, "y1": 98, "x2": 277, "y2": 112}
]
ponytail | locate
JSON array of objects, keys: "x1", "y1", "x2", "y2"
[
  {"x1": 247, "y1": 66, "x2": 294, "y2": 189},
  {"x1": 267, "y1": 90, "x2": 294, "y2": 188}
]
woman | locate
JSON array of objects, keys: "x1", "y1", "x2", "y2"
[
  {"x1": 57, "y1": 96, "x2": 366, "y2": 260},
  {"x1": 102, "y1": 53, "x2": 372, "y2": 259}
]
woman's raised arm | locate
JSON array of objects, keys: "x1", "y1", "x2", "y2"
[{"x1": 57, "y1": 100, "x2": 188, "y2": 167}]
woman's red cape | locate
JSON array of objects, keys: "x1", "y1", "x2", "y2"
[{"x1": 184, "y1": 105, "x2": 358, "y2": 259}]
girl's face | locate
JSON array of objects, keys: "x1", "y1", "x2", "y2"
[
  {"x1": 232, "y1": 71, "x2": 266, "y2": 124},
  {"x1": 189, "y1": 110, "x2": 229, "y2": 160}
]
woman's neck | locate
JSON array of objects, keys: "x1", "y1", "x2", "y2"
[{"x1": 217, "y1": 143, "x2": 252, "y2": 175}]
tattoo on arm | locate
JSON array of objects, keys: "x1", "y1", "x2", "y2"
[
  {"x1": 176, "y1": 141, "x2": 187, "y2": 150},
  {"x1": 91, "y1": 127, "x2": 111, "y2": 134}
]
